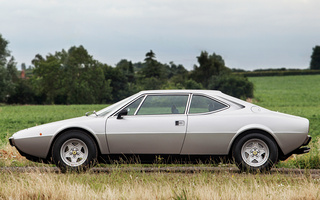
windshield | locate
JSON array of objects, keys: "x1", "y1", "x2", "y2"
[{"x1": 95, "y1": 93, "x2": 140, "y2": 116}]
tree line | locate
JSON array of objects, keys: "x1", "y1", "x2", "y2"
[
  {"x1": 7, "y1": 35, "x2": 320, "y2": 104},
  {"x1": 6, "y1": 47, "x2": 254, "y2": 104}
]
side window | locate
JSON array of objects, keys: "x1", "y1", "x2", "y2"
[
  {"x1": 126, "y1": 96, "x2": 144, "y2": 115},
  {"x1": 137, "y1": 95, "x2": 189, "y2": 115},
  {"x1": 189, "y1": 95, "x2": 227, "y2": 114}
]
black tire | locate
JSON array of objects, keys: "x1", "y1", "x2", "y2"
[
  {"x1": 52, "y1": 130, "x2": 98, "y2": 173},
  {"x1": 232, "y1": 133, "x2": 278, "y2": 172}
]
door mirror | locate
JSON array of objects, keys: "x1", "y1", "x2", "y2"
[{"x1": 117, "y1": 108, "x2": 128, "y2": 119}]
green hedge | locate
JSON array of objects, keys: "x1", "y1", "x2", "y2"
[{"x1": 234, "y1": 69, "x2": 320, "y2": 77}]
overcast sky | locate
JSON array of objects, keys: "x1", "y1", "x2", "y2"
[{"x1": 1, "y1": 0, "x2": 320, "y2": 70}]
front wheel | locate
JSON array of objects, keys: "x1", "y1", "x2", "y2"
[
  {"x1": 52, "y1": 130, "x2": 98, "y2": 172},
  {"x1": 232, "y1": 133, "x2": 278, "y2": 172}
]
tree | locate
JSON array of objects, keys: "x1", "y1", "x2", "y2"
[
  {"x1": 140, "y1": 77, "x2": 163, "y2": 90},
  {"x1": 7, "y1": 79, "x2": 36, "y2": 104},
  {"x1": 191, "y1": 51, "x2": 230, "y2": 88},
  {"x1": 7, "y1": 57, "x2": 19, "y2": 83},
  {"x1": 145, "y1": 50, "x2": 156, "y2": 62},
  {"x1": 104, "y1": 64, "x2": 131, "y2": 102},
  {"x1": 32, "y1": 53, "x2": 64, "y2": 103},
  {"x1": 208, "y1": 75, "x2": 253, "y2": 99},
  {"x1": 161, "y1": 62, "x2": 190, "y2": 89},
  {"x1": 0, "y1": 34, "x2": 16, "y2": 102},
  {"x1": 184, "y1": 79, "x2": 203, "y2": 89},
  {"x1": 190, "y1": 51, "x2": 253, "y2": 99},
  {"x1": 166, "y1": 61, "x2": 188, "y2": 79},
  {"x1": 32, "y1": 46, "x2": 112, "y2": 104},
  {"x1": 116, "y1": 59, "x2": 135, "y2": 83},
  {"x1": 0, "y1": 34, "x2": 33, "y2": 104},
  {"x1": 310, "y1": 46, "x2": 320, "y2": 70},
  {"x1": 0, "y1": 65, "x2": 12, "y2": 102},
  {"x1": 141, "y1": 50, "x2": 163, "y2": 79},
  {"x1": 0, "y1": 34, "x2": 10, "y2": 66}
]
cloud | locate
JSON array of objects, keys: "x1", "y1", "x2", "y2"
[{"x1": 1, "y1": 0, "x2": 320, "y2": 69}]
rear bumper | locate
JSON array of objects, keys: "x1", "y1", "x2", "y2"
[
  {"x1": 302, "y1": 135, "x2": 312, "y2": 146},
  {"x1": 292, "y1": 135, "x2": 312, "y2": 155},
  {"x1": 292, "y1": 146, "x2": 310, "y2": 154}
]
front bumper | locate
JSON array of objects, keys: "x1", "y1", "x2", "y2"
[{"x1": 9, "y1": 137, "x2": 15, "y2": 146}]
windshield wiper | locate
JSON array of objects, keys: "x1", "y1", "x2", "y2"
[{"x1": 85, "y1": 110, "x2": 98, "y2": 116}]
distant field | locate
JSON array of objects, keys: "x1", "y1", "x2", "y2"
[{"x1": 249, "y1": 75, "x2": 320, "y2": 137}]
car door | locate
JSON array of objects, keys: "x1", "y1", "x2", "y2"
[
  {"x1": 181, "y1": 94, "x2": 231, "y2": 155},
  {"x1": 106, "y1": 94, "x2": 189, "y2": 154}
]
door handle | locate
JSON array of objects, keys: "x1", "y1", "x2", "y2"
[{"x1": 175, "y1": 120, "x2": 185, "y2": 126}]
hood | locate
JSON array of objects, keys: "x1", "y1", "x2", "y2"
[{"x1": 12, "y1": 116, "x2": 97, "y2": 139}]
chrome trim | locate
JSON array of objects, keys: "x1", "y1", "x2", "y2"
[
  {"x1": 187, "y1": 93, "x2": 230, "y2": 115},
  {"x1": 134, "y1": 95, "x2": 147, "y2": 115},
  {"x1": 218, "y1": 96, "x2": 246, "y2": 109},
  {"x1": 185, "y1": 93, "x2": 192, "y2": 114},
  {"x1": 110, "y1": 95, "x2": 145, "y2": 117}
]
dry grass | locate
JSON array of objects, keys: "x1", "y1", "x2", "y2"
[
  {"x1": 0, "y1": 144, "x2": 32, "y2": 167},
  {"x1": 0, "y1": 169, "x2": 320, "y2": 199}
]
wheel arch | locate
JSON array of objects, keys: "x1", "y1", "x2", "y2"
[
  {"x1": 46, "y1": 127, "x2": 102, "y2": 161},
  {"x1": 227, "y1": 128, "x2": 284, "y2": 157}
]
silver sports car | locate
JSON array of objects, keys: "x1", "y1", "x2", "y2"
[{"x1": 9, "y1": 90, "x2": 311, "y2": 172}]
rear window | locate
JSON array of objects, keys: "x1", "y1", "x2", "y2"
[{"x1": 189, "y1": 95, "x2": 228, "y2": 114}]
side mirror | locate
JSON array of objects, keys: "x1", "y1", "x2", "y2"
[{"x1": 117, "y1": 108, "x2": 128, "y2": 119}]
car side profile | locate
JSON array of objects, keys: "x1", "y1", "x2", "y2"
[{"x1": 9, "y1": 90, "x2": 311, "y2": 172}]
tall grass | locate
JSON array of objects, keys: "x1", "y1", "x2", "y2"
[{"x1": 0, "y1": 168, "x2": 320, "y2": 199}]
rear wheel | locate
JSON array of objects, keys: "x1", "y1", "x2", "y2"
[
  {"x1": 232, "y1": 133, "x2": 278, "y2": 172},
  {"x1": 52, "y1": 130, "x2": 98, "y2": 172}
]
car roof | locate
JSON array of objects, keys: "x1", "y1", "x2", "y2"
[{"x1": 138, "y1": 90, "x2": 223, "y2": 95}]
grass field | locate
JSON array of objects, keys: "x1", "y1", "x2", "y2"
[
  {"x1": 0, "y1": 104, "x2": 108, "y2": 142},
  {"x1": 249, "y1": 75, "x2": 320, "y2": 138}
]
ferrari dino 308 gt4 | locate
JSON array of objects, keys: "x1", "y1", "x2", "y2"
[{"x1": 9, "y1": 90, "x2": 311, "y2": 172}]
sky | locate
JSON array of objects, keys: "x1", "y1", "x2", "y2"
[{"x1": 1, "y1": 0, "x2": 320, "y2": 70}]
